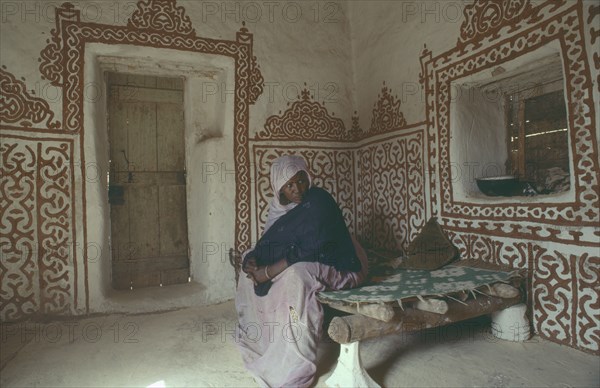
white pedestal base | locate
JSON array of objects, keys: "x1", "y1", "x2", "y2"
[
  {"x1": 491, "y1": 303, "x2": 531, "y2": 342},
  {"x1": 326, "y1": 342, "x2": 380, "y2": 388}
]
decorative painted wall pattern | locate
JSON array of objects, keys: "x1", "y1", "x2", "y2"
[
  {"x1": 256, "y1": 83, "x2": 409, "y2": 142},
  {"x1": 418, "y1": 45, "x2": 432, "y2": 88},
  {"x1": 251, "y1": 88, "x2": 358, "y2": 241},
  {"x1": 34, "y1": 0, "x2": 263, "y2": 256},
  {"x1": 1, "y1": 141, "x2": 38, "y2": 320},
  {"x1": 418, "y1": 0, "x2": 600, "y2": 354},
  {"x1": 458, "y1": 0, "x2": 534, "y2": 48},
  {"x1": 255, "y1": 88, "x2": 347, "y2": 141},
  {"x1": 36, "y1": 141, "x2": 75, "y2": 314},
  {"x1": 251, "y1": 146, "x2": 355, "y2": 241},
  {"x1": 355, "y1": 129, "x2": 426, "y2": 252},
  {"x1": 0, "y1": 67, "x2": 60, "y2": 129},
  {"x1": 586, "y1": 3, "x2": 600, "y2": 93},
  {"x1": 366, "y1": 82, "x2": 407, "y2": 137},
  {"x1": 456, "y1": 0, "x2": 572, "y2": 54},
  {"x1": 347, "y1": 83, "x2": 409, "y2": 140},
  {"x1": 38, "y1": 5, "x2": 73, "y2": 87},
  {"x1": 248, "y1": 55, "x2": 265, "y2": 105},
  {"x1": 533, "y1": 251, "x2": 599, "y2": 352},
  {"x1": 574, "y1": 254, "x2": 600, "y2": 351},
  {"x1": 1, "y1": 0, "x2": 263, "y2": 320},
  {"x1": 346, "y1": 111, "x2": 363, "y2": 141},
  {"x1": 447, "y1": 230, "x2": 530, "y2": 269},
  {"x1": 0, "y1": 136, "x2": 75, "y2": 321},
  {"x1": 446, "y1": 230, "x2": 535, "y2": 298},
  {"x1": 251, "y1": 85, "x2": 418, "y2": 250},
  {"x1": 128, "y1": 0, "x2": 195, "y2": 35},
  {"x1": 446, "y1": 229, "x2": 599, "y2": 354},
  {"x1": 442, "y1": 217, "x2": 599, "y2": 247},
  {"x1": 424, "y1": 0, "x2": 599, "y2": 244},
  {"x1": 36, "y1": 2, "x2": 263, "y2": 132}
]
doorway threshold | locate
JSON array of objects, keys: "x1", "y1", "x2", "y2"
[{"x1": 100, "y1": 282, "x2": 218, "y2": 315}]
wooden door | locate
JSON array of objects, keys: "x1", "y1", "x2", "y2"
[{"x1": 107, "y1": 73, "x2": 189, "y2": 289}]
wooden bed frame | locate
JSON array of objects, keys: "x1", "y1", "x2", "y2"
[
  {"x1": 318, "y1": 259, "x2": 530, "y2": 387},
  {"x1": 229, "y1": 249, "x2": 530, "y2": 387},
  {"x1": 321, "y1": 296, "x2": 529, "y2": 387}
]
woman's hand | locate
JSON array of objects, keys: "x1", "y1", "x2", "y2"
[
  {"x1": 248, "y1": 266, "x2": 271, "y2": 284},
  {"x1": 244, "y1": 258, "x2": 288, "y2": 284},
  {"x1": 249, "y1": 259, "x2": 289, "y2": 284},
  {"x1": 242, "y1": 257, "x2": 258, "y2": 274},
  {"x1": 242, "y1": 257, "x2": 259, "y2": 285}
]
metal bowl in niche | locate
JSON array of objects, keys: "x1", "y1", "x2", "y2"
[{"x1": 476, "y1": 175, "x2": 521, "y2": 197}]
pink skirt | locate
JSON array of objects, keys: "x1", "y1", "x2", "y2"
[{"x1": 235, "y1": 240, "x2": 368, "y2": 387}]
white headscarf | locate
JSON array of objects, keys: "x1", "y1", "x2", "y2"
[{"x1": 263, "y1": 155, "x2": 312, "y2": 233}]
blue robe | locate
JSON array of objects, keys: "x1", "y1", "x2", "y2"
[{"x1": 245, "y1": 187, "x2": 361, "y2": 296}]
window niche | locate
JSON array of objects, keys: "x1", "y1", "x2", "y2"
[{"x1": 449, "y1": 45, "x2": 571, "y2": 200}]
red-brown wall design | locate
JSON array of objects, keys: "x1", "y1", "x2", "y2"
[
  {"x1": 1, "y1": 136, "x2": 76, "y2": 320},
  {"x1": 0, "y1": 0, "x2": 598, "y2": 355},
  {"x1": 251, "y1": 145, "x2": 356, "y2": 238},
  {"x1": 252, "y1": 0, "x2": 599, "y2": 355},
  {"x1": 422, "y1": 0, "x2": 599, "y2": 354},
  {"x1": 1, "y1": 0, "x2": 263, "y2": 320},
  {"x1": 249, "y1": 88, "x2": 425, "y2": 253},
  {"x1": 354, "y1": 129, "x2": 426, "y2": 252}
]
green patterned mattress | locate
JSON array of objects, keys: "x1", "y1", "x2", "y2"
[{"x1": 319, "y1": 262, "x2": 515, "y2": 304}]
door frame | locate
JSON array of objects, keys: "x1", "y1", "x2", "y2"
[{"x1": 83, "y1": 45, "x2": 239, "y2": 311}]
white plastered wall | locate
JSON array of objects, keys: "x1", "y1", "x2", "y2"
[{"x1": 449, "y1": 84, "x2": 507, "y2": 197}]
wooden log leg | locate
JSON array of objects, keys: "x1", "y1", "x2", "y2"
[
  {"x1": 491, "y1": 303, "x2": 531, "y2": 342},
  {"x1": 328, "y1": 294, "x2": 521, "y2": 344},
  {"x1": 325, "y1": 342, "x2": 380, "y2": 388}
]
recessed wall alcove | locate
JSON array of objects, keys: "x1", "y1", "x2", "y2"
[
  {"x1": 448, "y1": 41, "x2": 574, "y2": 203},
  {"x1": 424, "y1": 2, "x2": 599, "y2": 239},
  {"x1": 84, "y1": 44, "x2": 237, "y2": 313}
]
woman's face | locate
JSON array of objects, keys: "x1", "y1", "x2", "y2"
[{"x1": 280, "y1": 171, "x2": 309, "y2": 204}]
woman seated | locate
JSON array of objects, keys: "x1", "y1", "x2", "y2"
[{"x1": 235, "y1": 155, "x2": 368, "y2": 387}]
